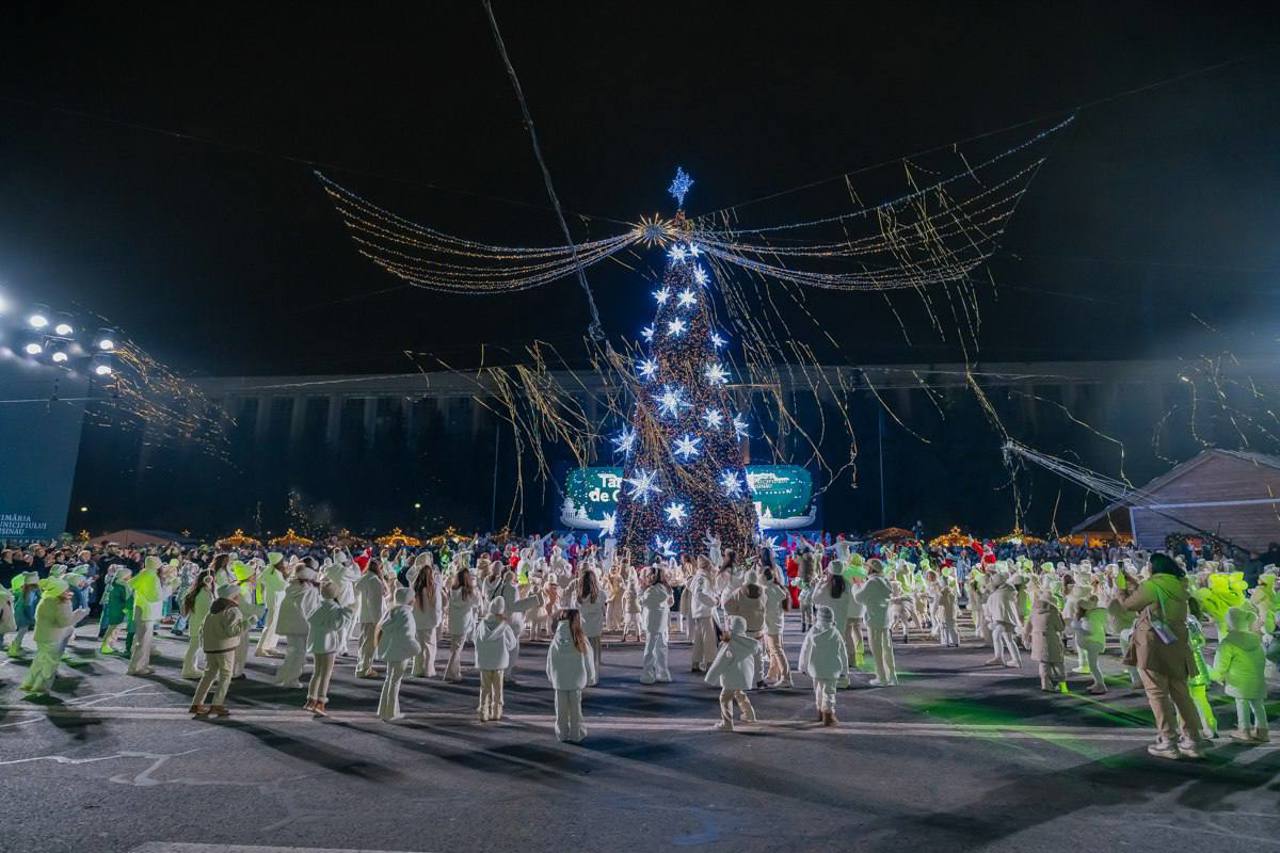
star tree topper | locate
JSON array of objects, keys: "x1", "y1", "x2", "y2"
[{"x1": 668, "y1": 167, "x2": 694, "y2": 208}]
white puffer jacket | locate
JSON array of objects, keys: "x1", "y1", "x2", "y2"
[
  {"x1": 799, "y1": 614, "x2": 849, "y2": 680},
  {"x1": 307, "y1": 600, "x2": 354, "y2": 655},
  {"x1": 473, "y1": 615, "x2": 519, "y2": 670},
  {"x1": 376, "y1": 602, "x2": 421, "y2": 663},
  {"x1": 276, "y1": 581, "x2": 320, "y2": 636}
]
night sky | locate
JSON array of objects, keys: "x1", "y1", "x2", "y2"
[{"x1": 3, "y1": 3, "x2": 1280, "y2": 378}]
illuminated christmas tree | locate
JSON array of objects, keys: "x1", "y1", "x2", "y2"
[{"x1": 612, "y1": 169, "x2": 759, "y2": 559}]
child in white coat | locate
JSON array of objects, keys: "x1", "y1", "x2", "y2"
[
  {"x1": 1072, "y1": 595, "x2": 1109, "y2": 695},
  {"x1": 305, "y1": 581, "x2": 355, "y2": 716},
  {"x1": 799, "y1": 605, "x2": 849, "y2": 725},
  {"x1": 375, "y1": 587, "x2": 421, "y2": 722},
  {"x1": 1210, "y1": 607, "x2": 1270, "y2": 743},
  {"x1": 573, "y1": 570, "x2": 606, "y2": 685},
  {"x1": 20, "y1": 578, "x2": 88, "y2": 696},
  {"x1": 545, "y1": 608, "x2": 596, "y2": 742},
  {"x1": 705, "y1": 614, "x2": 760, "y2": 732},
  {"x1": 473, "y1": 598, "x2": 519, "y2": 721}
]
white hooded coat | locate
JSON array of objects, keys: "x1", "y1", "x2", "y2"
[
  {"x1": 639, "y1": 584, "x2": 673, "y2": 635},
  {"x1": 799, "y1": 611, "x2": 849, "y2": 680},
  {"x1": 852, "y1": 575, "x2": 893, "y2": 628},
  {"x1": 474, "y1": 615, "x2": 519, "y2": 670},
  {"x1": 545, "y1": 621, "x2": 596, "y2": 690},
  {"x1": 704, "y1": 617, "x2": 759, "y2": 690},
  {"x1": 276, "y1": 579, "x2": 321, "y2": 636},
  {"x1": 376, "y1": 597, "x2": 421, "y2": 664}
]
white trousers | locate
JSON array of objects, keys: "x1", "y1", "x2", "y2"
[
  {"x1": 412, "y1": 627, "x2": 439, "y2": 677},
  {"x1": 192, "y1": 650, "x2": 234, "y2": 707},
  {"x1": 444, "y1": 630, "x2": 469, "y2": 681},
  {"x1": 275, "y1": 634, "x2": 310, "y2": 686},
  {"x1": 813, "y1": 677, "x2": 837, "y2": 712},
  {"x1": 255, "y1": 591, "x2": 284, "y2": 655},
  {"x1": 641, "y1": 631, "x2": 670, "y2": 682},
  {"x1": 587, "y1": 635, "x2": 602, "y2": 685},
  {"x1": 233, "y1": 631, "x2": 250, "y2": 677},
  {"x1": 690, "y1": 616, "x2": 716, "y2": 669},
  {"x1": 127, "y1": 620, "x2": 154, "y2": 674},
  {"x1": 378, "y1": 660, "x2": 407, "y2": 720},
  {"x1": 554, "y1": 689, "x2": 586, "y2": 742},
  {"x1": 867, "y1": 624, "x2": 896, "y2": 684},
  {"x1": 992, "y1": 622, "x2": 1022, "y2": 666},
  {"x1": 181, "y1": 621, "x2": 206, "y2": 676},
  {"x1": 356, "y1": 622, "x2": 378, "y2": 674},
  {"x1": 20, "y1": 641, "x2": 62, "y2": 693}
]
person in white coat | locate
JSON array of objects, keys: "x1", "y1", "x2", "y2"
[
  {"x1": 410, "y1": 557, "x2": 444, "y2": 679},
  {"x1": 638, "y1": 571, "x2": 674, "y2": 684},
  {"x1": 189, "y1": 583, "x2": 248, "y2": 717},
  {"x1": 572, "y1": 569, "x2": 606, "y2": 684},
  {"x1": 254, "y1": 552, "x2": 289, "y2": 658},
  {"x1": 375, "y1": 587, "x2": 421, "y2": 722},
  {"x1": 127, "y1": 556, "x2": 169, "y2": 676},
  {"x1": 305, "y1": 581, "x2": 355, "y2": 716},
  {"x1": 984, "y1": 575, "x2": 1023, "y2": 668},
  {"x1": 323, "y1": 552, "x2": 361, "y2": 655},
  {"x1": 761, "y1": 565, "x2": 793, "y2": 688},
  {"x1": 444, "y1": 567, "x2": 479, "y2": 682},
  {"x1": 354, "y1": 559, "x2": 390, "y2": 678},
  {"x1": 812, "y1": 570, "x2": 855, "y2": 688},
  {"x1": 545, "y1": 608, "x2": 596, "y2": 743},
  {"x1": 486, "y1": 567, "x2": 540, "y2": 685},
  {"x1": 852, "y1": 559, "x2": 896, "y2": 686},
  {"x1": 687, "y1": 558, "x2": 720, "y2": 672},
  {"x1": 274, "y1": 565, "x2": 321, "y2": 688},
  {"x1": 179, "y1": 569, "x2": 215, "y2": 679},
  {"x1": 799, "y1": 605, "x2": 849, "y2": 725},
  {"x1": 704, "y1": 614, "x2": 759, "y2": 731},
  {"x1": 473, "y1": 598, "x2": 519, "y2": 721},
  {"x1": 19, "y1": 578, "x2": 88, "y2": 696}
]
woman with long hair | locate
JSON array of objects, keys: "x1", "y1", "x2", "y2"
[
  {"x1": 575, "y1": 569, "x2": 605, "y2": 684},
  {"x1": 444, "y1": 566, "x2": 478, "y2": 682},
  {"x1": 410, "y1": 555, "x2": 444, "y2": 678},
  {"x1": 179, "y1": 568, "x2": 215, "y2": 679},
  {"x1": 354, "y1": 557, "x2": 389, "y2": 678},
  {"x1": 760, "y1": 565, "x2": 793, "y2": 687},
  {"x1": 545, "y1": 608, "x2": 595, "y2": 743}
]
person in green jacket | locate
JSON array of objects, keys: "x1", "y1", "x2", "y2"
[{"x1": 99, "y1": 569, "x2": 134, "y2": 655}]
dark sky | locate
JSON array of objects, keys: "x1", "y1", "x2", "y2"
[{"x1": 2, "y1": 2, "x2": 1280, "y2": 376}]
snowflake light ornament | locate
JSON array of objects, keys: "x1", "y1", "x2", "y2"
[
  {"x1": 601, "y1": 512, "x2": 617, "y2": 536},
  {"x1": 654, "y1": 385, "x2": 687, "y2": 418},
  {"x1": 720, "y1": 469, "x2": 745, "y2": 499},
  {"x1": 668, "y1": 245, "x2": 687, "y2": 264},
  {"x1": 701, "y1": 408, "x2": 724, "y2": 429},
  {"x1": 624, "y1": 468, "x2": 662, "y2": 504},
  {"x1": 666, "y1": 318, "x2": 687, "y2": 337},
  {"x1": 732, "y1": 413, "x2": 750, "y2": 440},
  {"x1": 710, "y1": 331, "x2": 727, "y2": 348},
  {"x1": 611, "y1": 426, "x2": 637, "y2": 456},
  {"x1": 664, "y1": 502, "x2": 689, "y2": 527},
  {"x1": 704, "y1": 362, "x2": 729, "y2": 385},
  {"x1": 636, "y1": 358, "x2": 658, "y2": 380},
  {"x1": 693, "y1": 266, "x2": 709, "y2": 286},
  {"x1": 673, "y1": 433, "x2": 702, "y2": 461},
  {"x1": 641, "y1": 325, "x2": 655, "y2": 342},
  {"x1": 654, "y1": 287, "x2": 670, "y2": 305},
  {"x1": 677, "y1": 289, "x2": 697, "y2": 308},
  {"x1": 654, "y1": 535, "x2": 676, "y2": 557}
]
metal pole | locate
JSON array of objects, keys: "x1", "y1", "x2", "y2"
[
  {"x1": 490, "y1": 421, "x2": 500, "y2": 532},
  {"x1": 878, "y1": 407, "x2": 886, "y2": 529}
]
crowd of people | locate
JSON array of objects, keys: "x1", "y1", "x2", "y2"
[{"x1": 1, "y1": 531, "x2": 1277, "y2": 753}]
